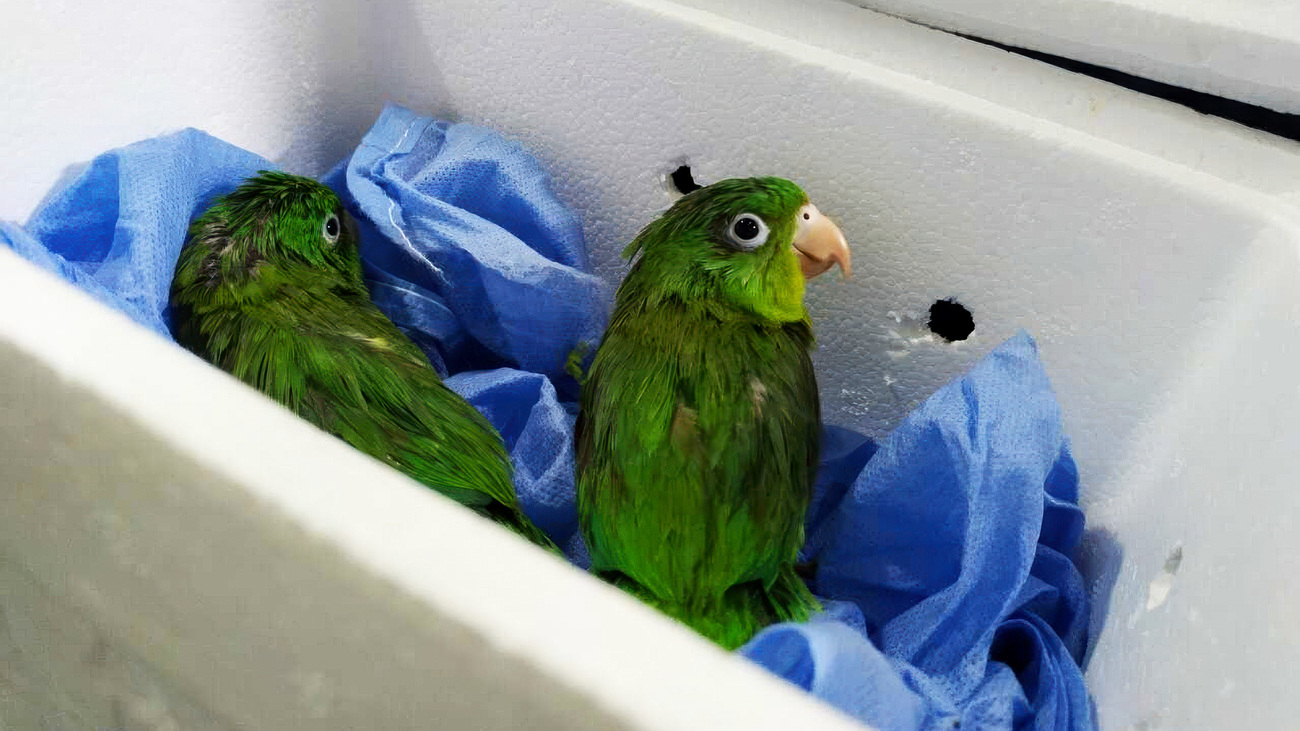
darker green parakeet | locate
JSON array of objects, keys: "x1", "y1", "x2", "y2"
[
  {"x1": 575, "y1": 177, "x2": 851, "y2": 649},
  {"x1": 171, "y1": 171, "x2": 556, "y2": 550}
]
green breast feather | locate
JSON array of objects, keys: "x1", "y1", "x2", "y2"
[
  {"x1": 576, "y1": 177, "x2": 852, "y2": 648},
  {"x1": 171, "y1": 171, "x2": 555, "y2": 550}
]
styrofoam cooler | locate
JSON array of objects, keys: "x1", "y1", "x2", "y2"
[
  {"x1": 3, "y1": 0, "x2": 1298, "y2": 728},
  {"x1": 841, "y1": 0, "x2": 1300, "y2": 115}
]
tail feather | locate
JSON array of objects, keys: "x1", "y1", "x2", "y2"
[
  {"x1": 483, "y1": 502, "x2": 562, "y2": 554},
  {"x1": 605, "y1": 567, "x2": 822, "y2": 650}
]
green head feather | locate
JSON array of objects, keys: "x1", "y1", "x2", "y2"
[
  {"x1": 577, "y1": 176, "x2": 829, "y2": 648},
  {"x1": 176, "y1": 170, "x2": 364, "y2": 299},
  {"x1": 171, "y1": 171, "x2": 559, "y2": 550},
  {"x1": 621, "y1": 177, "x2": 810, "y2": 323}
]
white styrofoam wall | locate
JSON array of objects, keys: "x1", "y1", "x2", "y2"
[
  {"x1": 0, "y1": 247, "x2": 865, "y2": 731},
  {"x1": 2, "y1": 0, "x2": 1300, "y2": 728},
  {"x1": 843, "y1": 0, "x2": 1300, "y2": 115}
]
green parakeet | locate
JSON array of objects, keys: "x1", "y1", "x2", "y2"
[
  {"x1": 575, "y1": 177, "x2": 851, "y2": 649},
  {"x1": 171, "y1": 171, "x2": 556, "y2": 550}
]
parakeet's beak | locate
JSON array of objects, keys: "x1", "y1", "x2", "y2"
[{"x1": 792, "y1": 203, "x2": 851, "y2": 280}]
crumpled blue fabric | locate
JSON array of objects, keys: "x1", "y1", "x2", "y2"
[
  {"x1": 446, "y1": 368, "x2": 580, "y2": 545},
  {"x1": 322, "y1": 104, "x2": 608, "y2": 389},
  {"x1": 742, "y1": 334, "x2": 1094, "y2": 730},
  {"x1": 0, "y1": 106, "x2": 1095, "y2": 730},
  {"x1": 0, "y1": 131, "x2": 269, "y2": 337}
]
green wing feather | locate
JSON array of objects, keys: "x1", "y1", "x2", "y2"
[
  {"x1": 576, "y1": 291, "x2": 822, "y2": 648},
  {"x1": 172, "y1": 173, "x2": 554, "y2": 549},
  {"x1": 576, "y1": 177, "x2": 826, "y2": 648}
]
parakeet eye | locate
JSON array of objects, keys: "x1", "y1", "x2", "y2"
[
  {"x1": 322, "y1": 214, "x2": 341, "y2": 244},
  {"x1": 725, "y1": 213, "x2": 769, "y2": 250}
]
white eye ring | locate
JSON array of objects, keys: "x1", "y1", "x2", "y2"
[
  {"x1": 725, "y1": 213, "x2": 769, "y2": 250},
  {"x1": 322, "y1": 214, "x2": 341, "y2": 244}
]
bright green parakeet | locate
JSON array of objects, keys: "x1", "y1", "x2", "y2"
[
  {"x1": 171, "y1": 171, "x2": 556, "y2": 550},
  {"x1": 575, "y1": 177, "x2": 852, "y2": 649}
]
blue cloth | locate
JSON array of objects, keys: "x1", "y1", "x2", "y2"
[
  {"x1": 743, "y1": 335, "x2": 1094, "y2": 730},
  {"x1": 322, "y1": 105, "x2": 608, "y2": 390},
  {"x1": 0, "y1": 106, "x2": 1095, "y2": 730},
  {"x1": 446, "y1": 368, "x2": 580, "y2": 545},
  {"x1": 0, "y1": 130, "x2": 269, "y2": 337}
]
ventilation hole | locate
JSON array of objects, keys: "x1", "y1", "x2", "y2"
[
  {"x1": 670, "y1": 165, "x2": 702, "y2": 194},
  {"x1": 928, "y1": 299, "x2": 975, "y2": 342},
  {"x1": 1163, "y1": 546, "x2": 1183, "y2": 575}
]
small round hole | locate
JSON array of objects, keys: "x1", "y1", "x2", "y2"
[
  {"x1": 928, "y1": 299, "x2": 974, "y2": 342},
  {"x1": 670, "y1": 165, "x2": 702, "y2": 194}
]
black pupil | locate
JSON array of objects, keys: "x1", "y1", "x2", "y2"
[
  {"x1": 734, "y1": 216, "x2": 760, "y2": 240},
  {"x1": 325, "y1": 217, "x2": 339, "y2": 237}
]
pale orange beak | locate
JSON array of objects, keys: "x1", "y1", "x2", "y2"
[{"x1": 792, "y1": 202, "x2": 851, "y2": 280}]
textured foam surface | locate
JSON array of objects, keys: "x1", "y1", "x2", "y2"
[
  {"x1": 3, "y1": 0, "x2": 1300, "y2": 728},
  {"x1": 843, "y1": 0, "x2": 1300, "y2": 115}
]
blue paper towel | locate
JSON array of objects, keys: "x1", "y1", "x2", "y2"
[
  {"x1": 0, "y1": 104, "x2": 1095, "y2": 730},
  {"x1": 321, "y1": 105, "x2": 608, "y2": 388},
  {"x1": 0, "y1": 131, "x2": 268, "y2": 337},
  {"x1": 744, "y1": 334, "x2": 1093, "y2": 730}
]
